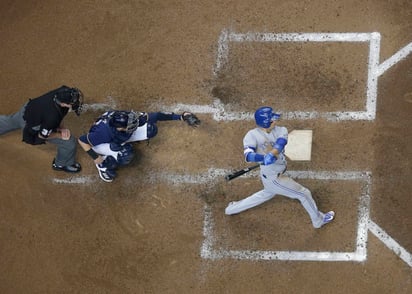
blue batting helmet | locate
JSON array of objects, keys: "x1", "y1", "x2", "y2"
[{"x1": 254, "y1": 106, "x2": 281, "y2": 128}]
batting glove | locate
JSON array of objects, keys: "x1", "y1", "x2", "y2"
[{"x1": 263, "y1": 153, "x2": 277, "y2": 165}]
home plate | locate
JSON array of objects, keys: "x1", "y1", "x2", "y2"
[{"x1": 285, "y1": 130, "x2": 313, "y2": 161}]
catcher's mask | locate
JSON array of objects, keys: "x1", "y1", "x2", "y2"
[
  {"x1": 110, "y1": 110, "x2": 139, "y2": 134},
  {"x1": 55, "y1": 87, "x2": 84, "y2": 116}
]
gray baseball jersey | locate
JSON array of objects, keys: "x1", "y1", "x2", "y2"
[{"x1": 225, "y1": 125, "x2": 327, "y2": 228}]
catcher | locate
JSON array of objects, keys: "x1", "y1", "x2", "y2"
[{"x1": 78, "y1": 110, "x2": 200, "y2": 182}]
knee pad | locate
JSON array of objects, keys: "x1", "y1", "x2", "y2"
[
  {"x1": 147, "y1": 122, "x2": 158, "y2": 139},
  {"x1": 116, "y1": 143, "x2": 135, "y2": 166}
]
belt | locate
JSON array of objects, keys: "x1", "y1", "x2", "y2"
[{"x1": 262, "y1": 173, "x2": 282, "y2": 179}]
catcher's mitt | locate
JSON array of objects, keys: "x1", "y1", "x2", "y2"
[{"x1": 182, "y1": 111, "x2": 201, "y2": 127}]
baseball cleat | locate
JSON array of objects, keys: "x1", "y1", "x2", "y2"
[
  {"x1": 96, "y1": 164, "x2": 116, "y2": 183},
  {"x1": 225, "y1": 201, "x2": 239, "y2": 215},
  {"x1": 97, "y1": 169, "x2": 114, "y2": 182},
  {"x1": 322, "y1": 211, "x2": 335, "y2": 226}
]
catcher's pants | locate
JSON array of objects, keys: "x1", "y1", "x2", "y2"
[
  {"x1": 0, "y1": 103, "x2": 77, "y2": 167},
  {"x1": 225, "y1": 170, "x2": 325, "y2": 228}
]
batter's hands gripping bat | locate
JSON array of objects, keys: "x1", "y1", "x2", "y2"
[{"x1": 225, "y1": 164, "x2": 260, "y2": 181}]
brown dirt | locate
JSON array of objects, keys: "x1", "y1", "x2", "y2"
[{"x1": 0, "y1": 0, "x2": 411, "y2": 293}]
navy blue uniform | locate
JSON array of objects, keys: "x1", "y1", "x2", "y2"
[
  {"x1": 79, "y1": 110, "x2": 183, "y2": 182},
  {"x1": 80, "y1": 111, "x2": 181, "y2": 147}
]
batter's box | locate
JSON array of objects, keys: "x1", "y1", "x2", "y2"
[
  {"x1": 200, "y1": 170, "x2": 371, "y2": 262},
  {"x1": 214, "y1": 31, "x2": 381, "y2": 121}
]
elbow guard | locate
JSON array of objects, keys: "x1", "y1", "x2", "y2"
[{"x1": 274, "y1": 137, "x2": 287, "y2": 153}]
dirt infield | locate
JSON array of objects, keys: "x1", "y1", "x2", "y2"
[{"x1": 1, "y1": 1, "x2": 411, "y2": 293}]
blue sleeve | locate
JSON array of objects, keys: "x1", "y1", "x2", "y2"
[
  {"x1": 274, "y1": 137, "x2": 287, "y2": 153},
  {"x1": 78, "y1": 134, "x2": 88, "y2": 144},
  {"x1": 83, "y1": 123, "x2": 113, "y2": 146},
  {"x1": 246, "y1": 152, "x2": 264, "y2": 162},
  {"x1": 244, "y1": 144, "x2": 264, "y2": 163},
  {"x1": 148, "y1": 112, "x2": 181, "y2": 123}
]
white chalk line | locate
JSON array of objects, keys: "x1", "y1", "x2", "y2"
[
  {"x1": 52, "y1": 176, "x2": 95, "y2": 184},
  {"x1": 201, "y1": 170, "x2": 370, "y2": 263},
  {"x1": 158, "y1": 100, "x2": 375, "y2": 122},
  {"x1": 51, "y1": 168, "x2": 228, "y2": 185},
  {"x1": 82, "y1": 103, "x2": 112, "y2": 112},
  {"x1": 368, "y1": 220, "x2": 412, "y2": 267},
  {"x1": 214, "y1": 29, "x2": 229, "y2": 76},
  {"x1": 366, "y1": 33, "x2": 381, "y2": 120},
  {"x1": 376, "y1": 42, "x2": 412, "y2": 77},
  {"x1": 51, "y1": 169, "x2": 369, "y2": 185},
  {"x1": 204, "y1": 249, "x2": 365, "y2": 262},
  {"x1": 228, "y1": 32, "x2": 376, "y2": 43},
  {"x1": 81, "y1": 95, "x2": 117, "y2": 112},
  {"x1": 200, "y1": 205, "x2": 215, "y2": 259}
]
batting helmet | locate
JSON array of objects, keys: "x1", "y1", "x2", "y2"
[
  {"x1": 254, "y1": 106, "x2": 281, "y2": 128},
  {"x1": 110, "y1": 110, "x2": 139, "y2": 133}
]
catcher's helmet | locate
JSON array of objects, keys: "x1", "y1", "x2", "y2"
[
  {"x1": 110, "y1": 110, "x2": 139, "y2": 133},
  {"x1": 55, "y1": 87, "x2": 84, "y2": 116},
  {"x1": 254, "y1": 106, "x2": 280, "y2": 128}
]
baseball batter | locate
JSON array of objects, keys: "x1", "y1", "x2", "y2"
[{"x1": 225, "y1": 106, "x2": 335, "y2": 228}]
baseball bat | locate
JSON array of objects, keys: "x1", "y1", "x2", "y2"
[{"x1": 225, "y1": 164, "x2": 260, "y2": 181}]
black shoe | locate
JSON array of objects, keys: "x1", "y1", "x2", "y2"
[{"x1": 52, "y1": 159, "x2": 82, "y2": 173}]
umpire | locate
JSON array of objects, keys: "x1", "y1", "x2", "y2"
[{"x1": 0, "y1": 85, "x2": 84, "y2": 173}]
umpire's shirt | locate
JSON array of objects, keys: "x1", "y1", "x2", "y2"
[{"x1": 22, "y1": 91, "x2": 68, "y2": 145}]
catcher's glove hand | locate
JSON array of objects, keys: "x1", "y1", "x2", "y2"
[{"x1": 182, "y1": 112, "x2": 201, "y2": 127}]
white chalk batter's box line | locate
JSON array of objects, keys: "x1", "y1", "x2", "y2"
[
  {"x1": 157, "y1": 31, "x2": 412, "y2": 122},
  {"x1": 200, "y1": 171, "x2": 411, "y2": 267},
  {"x1": 201, "y1": 170, "x2": 371, "y2": 262}
]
